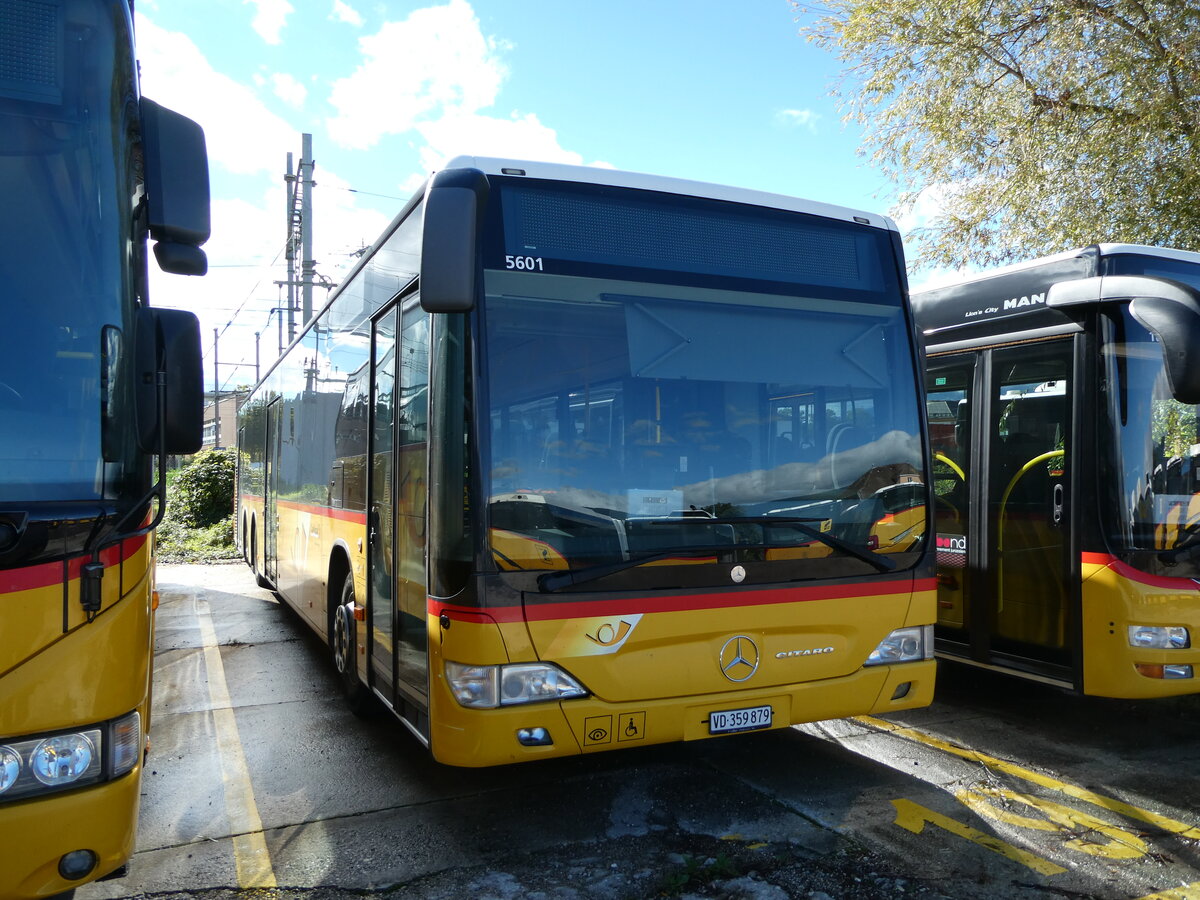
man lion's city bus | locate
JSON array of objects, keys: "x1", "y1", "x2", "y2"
[
  {"x1": 0, "y1": 1, "x2": 209, "y2": 896},
  {"x1": 237, "y1": 157, "x2": 936, "y2": 766},
  {"x1": 915, "y1": 244, "x2": 1200, "y2": 697}
]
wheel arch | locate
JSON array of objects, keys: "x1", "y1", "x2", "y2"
[{"x1": 327, "y1": 542, "x2": 355, "y2": 637}]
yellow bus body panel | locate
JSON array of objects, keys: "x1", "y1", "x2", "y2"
[
  {"x1": 1081, "y1": 553, "x2": 1200, "y2": 698},
  {"x1": 2, "y1": 769, "x2": 140, "y2": 898},
  {"x1": 427, "y1": 583, "x2": 936, "y2": 767},
  {"x1": 0, "y1": 543, "x2": 153, "y2": 896}
]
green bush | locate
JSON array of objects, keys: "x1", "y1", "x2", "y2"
[
  {"x1": 172, "y1": 448, "x2": 235, "y2": 528},
  {"x1": 157, "y1": 513, "x2": 238, "y2": 562},
  {"x1": 157, "y1": 449, "x2": 239, "y2": 562}
]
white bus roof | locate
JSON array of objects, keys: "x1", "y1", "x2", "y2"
[
  {"x1": 443, "y1": 155, "x2": 899, "y2": 233},
  {"x1": 914, "y1": 244, "x2": 1200, "y2": 293}
]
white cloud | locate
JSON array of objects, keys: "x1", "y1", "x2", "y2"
[
  {"x1": 775, "y1": 108, "x2": 820, "y2": 132},
  {"x1": 415, "y1": 111, "x2": 587, "y2": 173},
  {"x1": 271, "y1": 73, "x2": 307, "y2": 108},
  {"x1": 244, "y1": 0, "x2": 294, "y2": 45},
  {"x1": 890, "y1": 181, "x2": 966, "y2": 236},
  {"x1": 135, "y1": 15, "x2": 299, "y2": 177},
  {"x1": 330, "y1": 0, "x2": 364, "y2": 26},
  {"x1": 892, "y1": 182, "x2": 981, "y2": 290},
  {"x1": 326, "y1": 0, "x2": 506, "y2": 150},
  {"x1": 135, "y1": 13, "x2": 392, "y2": 377}
]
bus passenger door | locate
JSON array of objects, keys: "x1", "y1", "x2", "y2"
[
  {"x1": 367, "y1": 306, "x2": 398, "y2": 702},
  {"x1": 924, "y1": 358, "x2": 976, "y2": 650},
  {"x1": 926, "y1": 340, "x2": 1074, "y2": 677},
  {"x1": 264, "y1": 397, "x2": 281, "y2": 585},
  {"x1": 986, "y1": 342, "x2": 1072, "y2": 669},
  {"x1": 394, "y1": 301, "x2": 430, "y2": 709}
]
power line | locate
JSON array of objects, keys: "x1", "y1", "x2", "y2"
[{"x1": 334, "y1": 184, "x2": 406, "y2": 201}]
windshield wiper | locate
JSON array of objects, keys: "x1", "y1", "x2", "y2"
[
  {"x1": 536, "y1": 516, "x2": 895, "y2": 592},
  {"x1": 537, "y1": 544, "x2": 735, "y2": 592},
  {"x1": 635, "y1": 515, "x2": 895, "y2": 574}
]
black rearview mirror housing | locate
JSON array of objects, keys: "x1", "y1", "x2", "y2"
[
  {"x1": 1048, "y1": 274, "x2": 1200, "y2": 404},
  {"x1": 420, "y1": 168, "x2": 488, "y2": 313},
  {"x1": 141, "y1": 97, "x2": 211, "y2": 276},
  {"x1": 135, "y1": 307, "x2": 204, "y2": 454}
]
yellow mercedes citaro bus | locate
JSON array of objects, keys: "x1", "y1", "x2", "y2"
[
  {"x1": 915, "y1": 244, "x2": 1200, "y2": 698},
  {"x1": 237, "y1": 157, "x2": 937, "y2": 766},
  {"x1": 0, "y1": 1, "x2": 210, "y2": 896}
]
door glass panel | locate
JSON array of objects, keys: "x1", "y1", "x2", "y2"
[
  {"x1": 265, "y1": 398, "x2": 281, "y2": 582},
  {"x1": 988, "y1": 343, "x2": 1071, "y2": 662},
  {"x1": 369, "y1": 308, "x2": 398, "y2": 690},
  {"x1": 925, "y1": 359, "x2": 974, "y2": 640},
  {"x1": 396, "y1": 302, "x2": 429, "y2": 699}
]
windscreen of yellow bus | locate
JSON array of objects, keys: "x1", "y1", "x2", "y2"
[{"x1": 480, "y1": 180, "x2": 926, "y2": 591}]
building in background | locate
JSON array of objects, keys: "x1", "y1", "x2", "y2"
[{"x1": 202, "y1": 393, "x2": 243, "y2": 450}]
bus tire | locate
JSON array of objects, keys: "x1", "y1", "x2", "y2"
[
  {"x1": 333, "y1": 573, "x2": 370, "y2": 715},
  {"x1": 251, "y1": 524, "x2": 271, "y2": 589}
]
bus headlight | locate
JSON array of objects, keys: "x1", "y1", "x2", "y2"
[
  {"x1": 865, "y1": 625, "x2": 933, "y2": 666},
  {"x1": 0, "y1": 746, "x2": 20, "y2": 794},
  {"x1": 1128, "y1": 625, "x2": 1190, "y2": 649},
  {"x1": 30, "y1": 733, "x2": 98, "y2": 787},
  {"x1": 0, "y1": 713, "x2": 139, "y2": 805},
  {"x1": 445, "y1": 661, "x2": 588, "y2": 708}
]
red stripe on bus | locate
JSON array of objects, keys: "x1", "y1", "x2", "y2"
[
  {"x1": 1, "y1": 536, "x2": 148, "y2": 594},
  {"x1": 432, "y1": 577, "x2": 933, "y2": 624},
  {"x1": 1081, "y1": 551, "x2": 1200, "y2": 590},
  {"x1": 273, "y1": 498, "x2": 368, "y2": 524}
]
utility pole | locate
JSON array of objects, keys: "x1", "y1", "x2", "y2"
[
  {"x1": 282, "y1": 134, "x2": 316, "y2": 343},
  {"x1": 284, "y1": 151, "x2": 296, "y2": 344},
  {"x1": 213, "y1": 327, "x2": 220, "y2": 449},
  {"x1": 300, "y1": 133, "x2": 315, "y2": 328}
]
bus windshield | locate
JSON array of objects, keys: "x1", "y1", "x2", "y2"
[
  {"x1": 0, "y1": 7, "x2": 139, "y2": 504},
  {"x1": 1101, "y1": 307, "x2": 1200, "y2": 577},
  {"x1": 480, "y1": 180, "x2": 926, "y2": 587}
]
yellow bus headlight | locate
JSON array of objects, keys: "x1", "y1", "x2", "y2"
[
  {"x1": 1128, "y1": 625, "x2": 1190, "y2": 649},
  {"x1": 445, "y1": 660, "x2": 588, "y2": 708},
  {"x1": 30, "y1": 733, "x2": 97, "y2": 787},
  {"x1": 0, "y1": 710, "x2": 141, "y2": 803},
  {"x1": 0, "y1": 746, "x2": 20, "y2": 794},
  {"x1": 864, "y1": 625, "x2": 933, "y2": 666}
]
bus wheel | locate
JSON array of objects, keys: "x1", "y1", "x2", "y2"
[
  {"x1": 251, "y1": 525, "x2": 271, "y2": 589},
  {"x1": 333, "y1": 574, "x2": 370, "y2": 715}
]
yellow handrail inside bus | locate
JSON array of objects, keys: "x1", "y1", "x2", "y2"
[
  {"x1": 934, "y1": 452, "x2": 966, "y2": 481},
  {"x1": 997, "y1": 450, "x2": 1063, "y2": 611}
]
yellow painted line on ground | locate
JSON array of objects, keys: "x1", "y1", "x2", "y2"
[
  {"x1": 855, "y1": 715, "x2": 1200, "y2": 840},
  {"x1": 1138, "y1": 883, "x2": 1200, "y2": 900},
  {"x1": 196, "y1": 596, "x2": 278, "y2": 888},
  {"x1": 891, "y1": 798, "x2": 1067, "y2": 875}
]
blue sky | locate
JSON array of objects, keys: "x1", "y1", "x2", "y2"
[{"x1": 135, "y1": 0, "x2": 924, "y2": 391}]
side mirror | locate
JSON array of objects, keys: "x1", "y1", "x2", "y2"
[
  {"x1": 420, "y1": 168, "x2": 488, "y2": 313},
  {"x1": 1048, "y1": 274, "x2": 1200, "y2": 404},
  {"x1": 135, "y1": 307, "x2": 204, "y2": 454},
  {"x1": 141, "y1": 98, "x2": 211, "y2": 276},
  {"x1": 1129, "y1": 289, "x2": 1200, "y2": 404}
]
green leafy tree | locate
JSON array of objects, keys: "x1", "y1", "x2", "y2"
[
  {"x1": 171, "y1": 448, "x2": 236, "y2": 529},
  {"x1": 793, "y1": 1, "x2": 1200, "y2": 268}
]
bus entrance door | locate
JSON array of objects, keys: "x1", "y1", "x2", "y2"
[
  {"x1": 987, "y1": 342, "x2": 1072, "y2": 670},
  {"x1": 367, "y1": 299, "x2": 430, "y2": 726},
  {"x1": 368, "y1": 306, "x2": 398, "y2": 703},
  {"x1": 927, "y1": 341, "x2": 1074, "y2": 678},
  {"x1": 265, "y1": 397, "x2": 282, "y2": 586}
]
